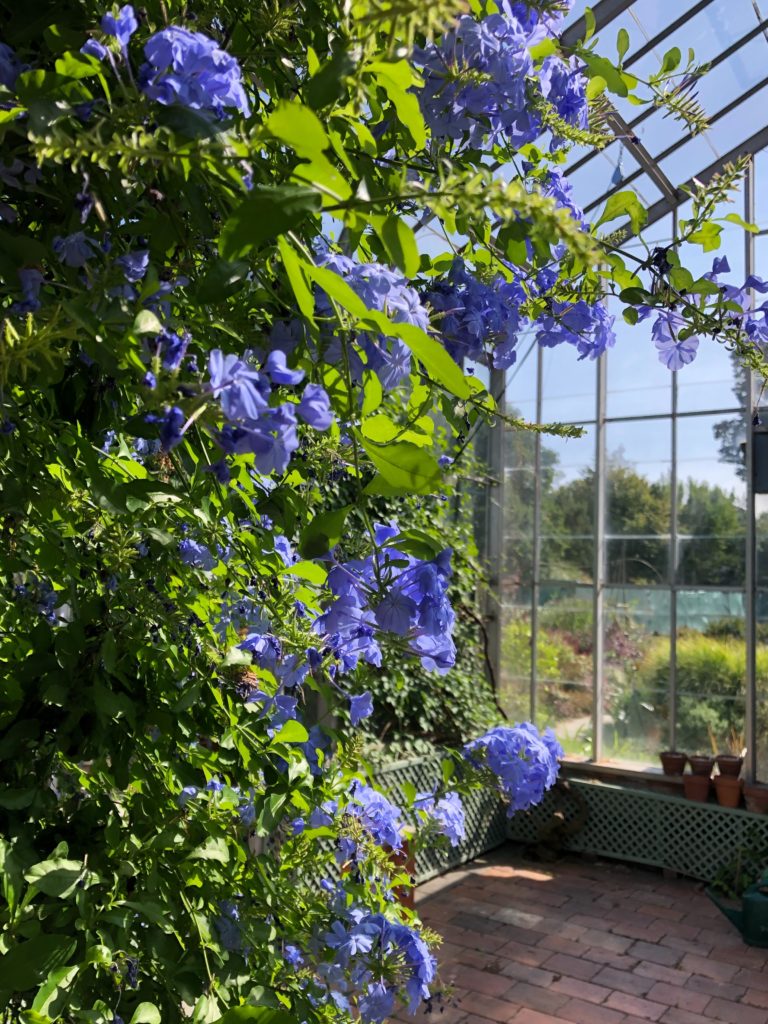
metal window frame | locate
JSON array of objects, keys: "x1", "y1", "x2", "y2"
[{"x1": 489, "y1": 0, "x2": 764, "y2": 775}]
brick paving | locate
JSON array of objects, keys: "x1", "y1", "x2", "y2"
[{"x1": 399, "y1": 847, "x2": 768, "y2": 1024}]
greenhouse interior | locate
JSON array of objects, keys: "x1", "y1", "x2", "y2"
[{"x1": 6, "y1": 0, "x2": 768, "y2": 1022}]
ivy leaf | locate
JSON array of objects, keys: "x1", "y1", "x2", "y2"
[
  {"x1": 219, "y1": 186, "x2": 320, "y2": 260},
  {"x1": 362, "y1": 440, "x2": 442, "y2": 494},
  {"x1": 596, "y1": 191, "x2": 647, "y2": 235},
  {"x1": 299, "y1": 505, "x2": 352, "y2": 558}
]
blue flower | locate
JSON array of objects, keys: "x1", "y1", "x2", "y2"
[
  {"x1": 142, "y1": 371, "x2": 157, "y2": 389},
  {"x1": 12, "y1": 268, "x2": 43, "y2": 314},
  {"x1": 652, "y1": 310, "x2": 700, "y2": 370},
  {"x1": 102, "y1": 5, "x2": 139, "y2": 50},
  {"x1": 0, "y1": 43, "x2": 22, "y2": 90},
  {"x1": 53, "y1": 232, "x2": 98, "y2": 268},
  {"x1": 140, "y1": 27, "x2": 250, "y2": 117},
  {"x1": 416, "y1": 790, "x2": 465, "y2": 846},
  {"x1": 179, "y1": 538, "x2": 217, "y2": 570},
  {"x1": 347, "y1": 782, "x2": 403, "y2": 849},
  {"x1": 349, "y1": 690, "x2": 373, "y2": 726},
  {"x1": 208, "y1": 349, "x2": 267, "y2": 421},
  {"x1": 178, "y1": 785, "x2": 199, "y2": 807},
  {"x1": 117, "y1": 249, "x2": 149, "y2": 283},
  {"x1": 297, "y1": 383, "x2": 334, "y2": 430},
  {"x1": 264, "y1": 349, "x2": 304, "y2": 385},
  {"x1": 464, "y1": 723, "x2": 562, "y2": 814},
  {"x1": 152, "y1": 405, "x2": 186, "y2": 450},
  {"x1": 284, "y1": 943, "x2": 304, "y2": 966},
  {"x1": 148, "y1": 327, "x2": 189, "y2": 371},
  {"x1": 81, "y1": 38, "x2": 108, "y2": 61}
]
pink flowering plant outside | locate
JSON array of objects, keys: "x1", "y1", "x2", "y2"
[{"x1": 0, "y1": 1, "x2": 765, "y2": 1022}]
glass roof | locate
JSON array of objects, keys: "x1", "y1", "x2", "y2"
[{"x1": 561, "y1": 0, "x2": 768, "y2": 230}]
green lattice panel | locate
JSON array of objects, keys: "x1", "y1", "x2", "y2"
[
  {"x1": 507, "y1": 779, "x2": 768, "y2": 883},
  {"x1": 377, "y1": 756, "x2": 508, "y2": 883}
]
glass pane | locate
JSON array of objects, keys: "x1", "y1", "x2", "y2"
[
  {"x1": 537, "y1": 583, "x2": 594, "y2": 759},
  {"x1": 607, "y1": 310, "x2": 673, "y2": 418},
  {"x1": 675, "y1": 590, "x2": 746, "y2": 757},
  {"x1": 540, "y1": 345, "x2": 596, "y2": 424},
  {"x1": 503, "y1": 424, "x2": 536, "y2": 593},
  {"x1": 499, "y1": 603, "x2": 531, "y2": 722},
  {"x1": 506, "y1": 332, "x2": 538, "y2": 423},
  {"x1": 676, "y1": 343, "x2": 746, "y2": 416},
  {"x1": 675, "y1": 414, "x2": 746, "y2": 587},
  {"x1": 605, "y1": 418, "x2": 672, "y2": 585},
  {"x1": 541, "y1": 426, "x2": 595, "y2": 582},
  {"x1": 603, "y1": 586, "x2": 671, "y2": 765}
]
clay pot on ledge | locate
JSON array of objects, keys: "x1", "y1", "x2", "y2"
[
  {"x1": 688, "y1": 754, "x2": 715, "y2": 777},
  {"x1": 660, "y1": 751, "x2": 687, "y2": 775},
  {"x1": 743, "y1": 783, "x2": 768, "y2": 814},
  {"x1": 716, "y1": 754, "x2": 744, "y2": 778},
  {"x1": 683, "y1": 774, "x2": 711, "y2": 802},
  {"x1": 714, "y1": 774, "x2": 743, "y2": 808}
]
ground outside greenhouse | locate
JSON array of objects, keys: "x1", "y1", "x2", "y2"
[{"x1": 395, "y1": 847, "x2": 768, "y2": 1024}]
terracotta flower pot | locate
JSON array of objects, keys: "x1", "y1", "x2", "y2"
[
  {"x1": 683, "y1": 774, "x2": 711, "y2": 802},
  {"x1": 660, "y1": 751, "x2": 687, "y2": 775},
  {"x1": 716, "y1": 754, "x2": 743, "y2": 778},
  {"x1": 714, "y1": 775, "x2": 743, "y2": 808},
  {"x1": 688, "y1": 754, "x2": 714, "y2": 777},
  {"x1": 743, "y1": 783, "x2": 768, "y2": 815}
]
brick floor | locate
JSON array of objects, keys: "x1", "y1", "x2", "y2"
[{"x1": 401, "y1": 847, "x2": 768, "y2": 1024}]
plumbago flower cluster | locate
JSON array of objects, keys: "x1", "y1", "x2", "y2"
[{"x1": 1, "y1": 0, "x2": 762, "y2": 1021}]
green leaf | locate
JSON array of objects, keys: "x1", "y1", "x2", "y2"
[
  {"x1": 129, "y1": 1003, "x2": 162, "y2": 1024},
  {"x1": 196, "y1": 260, "x2": 249, "y2": 304},
  {"x1": 266, "y1": 100, "x2": 329, "y2": 160},
  {"x1": 585, "y1": 75, "x2": 606, "y2": 101},
  {"x1": 219, "y1": 186, "x2": 320, "y2": 260},
  {"x1": 31, "y1": 966, "x2": 78, "y2": 1017},
  {"x1": 581, "y1": 54, "x2": 630, "y2": 97},
  {"x1": 373, "y1": 214, "x2": 420, "y2": 278},
  {"x1": 277, "y1": 237, "x2": 316, "y2": 322},
  {"x1": 361, "y1": 415, "x2": 399, "y2": 443},
  {"x1": 367, "y1": 61, "x2": 426, "y2": 149},
  {"x1": 307, "y1": 264, "x2": 368, "y2": 318},
  {"x1": 132, "y1": 309, "x2": 163, "y2": 335},
  {"x1": 298, "y1": 505, "x2": 352, "y2": 558},
  {"x1": 188, "y1": 837, "x2": 230, "y2": 864},
  {"x1": 660, "y1": 47, "x2": 681, "y2": 74},
  {"x1": 305, "y1": 48, "x2": 355, "y2": 109},
  {"x1": 723, "y1": 212, "x2": 758, "y2": 232},
  {"x1": 214, "y1": 1008, "x2": 295, "y2": 1024},
  {"x1": 360, "y1": 313, "x2": 470, "y2": 399},
  {"x1": 622, "y1": 306, "x2": 638, "y2": 325},
  {"x1": 24, "y1": 858, "x2": 92, "y2": 898},
  {"x1": 584, "y1": 6, "x2": 596, "y2": 40},
  {"x1": 687, "y1": 221, "x2": 722, "y2": 252},
  {"x1": 280, "y1": 559, "x2": 328, "y2": 584},
  {"x1": 272, "y1": 720, "x2": 310, "y2": 744},
  {"x1": 616, "y1": 28, "x2": 630, "y2": 62},
  {"x1": 361, "y1": 370, "x2": 383, "y2": 416},
  {"x1": 0, "y1": 935, "x2": 77, "y2": 993},
  {"x1": 362, "y1": 441, "x2": 442, "y2": 494},
  {"x1": 596, "y1": 191, "x2": 647, "y2": 235},
  {"x1": 54, "y1": 51, "x2": 100, "y2": 79}
]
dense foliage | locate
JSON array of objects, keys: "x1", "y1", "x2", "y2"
[{"x1": 0, "y1": 0, "x2": 764, "y2": 1022}]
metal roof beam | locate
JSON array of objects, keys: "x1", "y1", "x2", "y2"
[
  {"x1": 585, "y1": 69, "x2": 768, "y2": 215},
  {"x1": 560, "y1": 0, "x2": 634, "y2": 48},
  {"x1": 567, "y1": 15, "x2": 768, "y2": 178},
  {"x1": 621, "y1": 124, "x2": 768, "y2": 237}
]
